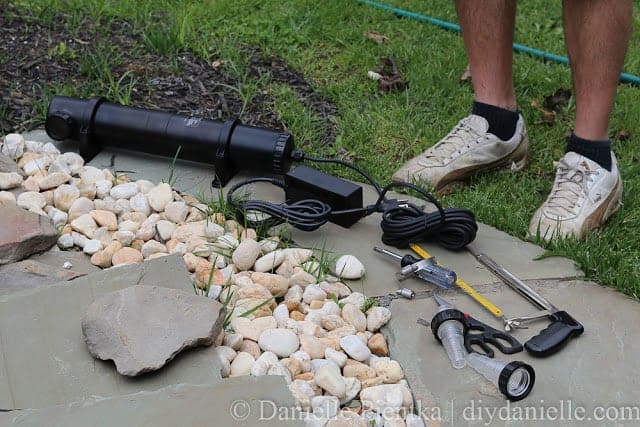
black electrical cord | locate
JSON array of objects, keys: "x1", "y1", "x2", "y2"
[
  {"x1": 372, "y1": 181, "x2": 477, "y2": 250},
  {"x1": 227, "y1": 177, "x2": 334, "y2": 232},
  {"x1": 227, "y1": 152, "x2": 478, "y2": 250},
  {"x1": 295, "y1": 151, "x2": 384, "y2": 195}
]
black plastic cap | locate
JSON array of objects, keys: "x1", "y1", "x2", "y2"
[
  {"x1": 45, "y1": 111, "x2": 75, "y2": 140},
  {"x1": 499, "y1": 361, "x2": 536, "y2": 401},
  {"x1": 430, "y1": 308, "x2": 468, "y2": 343},
  {"x1": 272, "y1": 132, "x2": 293, "y2": 174}
]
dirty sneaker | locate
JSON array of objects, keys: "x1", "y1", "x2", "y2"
[
  {"x1": 529, "y1": 151, "x2": 623, "y2": 241},
  {"x1": 392, "y1": 114, "x2": 529, "y2": 192}
]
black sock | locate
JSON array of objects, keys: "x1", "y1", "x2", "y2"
[
  {"x1": 472, "y1": 101, "x2": 519, "y2": 141},
  {"x1": 566, "y1": 133, "x2": 612, "y2": 171}
]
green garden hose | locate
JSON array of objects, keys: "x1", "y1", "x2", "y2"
[{"x1": 356, "y1": 0, "x2": 640, "y2": 86}]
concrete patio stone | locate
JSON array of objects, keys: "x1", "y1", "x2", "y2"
[
  {"x1": 0, "y1": 376, "x2": 303, "y2": 427},
  {"x1": 28, "y1": 249, "x2": 101, "y2": 276},
  {"x1": 385, "y1": 279, "x2": 640, "y2": 426},
  {"x1": 0, "y1": 255, "x2": 225, "y2": 410}
]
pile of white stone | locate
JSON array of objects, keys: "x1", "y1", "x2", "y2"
[{"x1": 0, "y1": 133, "x2": 425, "y2": 426}]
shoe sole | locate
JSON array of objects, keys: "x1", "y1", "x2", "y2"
[
  {"x1": 579, "y1": 177, "x2": 623, "y2": 238},
  {"x1": 435, "y1": 138, "x2": 530, "y2": 195}
]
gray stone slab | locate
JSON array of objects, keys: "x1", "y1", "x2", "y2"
[
  {"x1": 29, "y1": 249, "x2": 101, "y2": 276},
  {"x1": 0, "y1": 376, "x2": 303, "y2": 427},
  {"x1": 386, "y1": 280, "x2": 640, "y2": 426},
  {"x1": 0, "y1": 154, "x2": 19, "y2": 174},
  {"x1": 0, "y1": 259, "x2": 86, "y2": 296},
  {"x1": 0, "y1": 255, "x2": 224, "y2": 410},
  {"x1": 0, "y1": 205, "x2": 58, "y2": 265},
  {"x1": 26, "y1": 129, "x2": 582, "y2": 293}
]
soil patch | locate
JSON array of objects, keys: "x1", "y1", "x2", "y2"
[{"x1": 0, "y1": 6, "x2": 337, "y2": 145}]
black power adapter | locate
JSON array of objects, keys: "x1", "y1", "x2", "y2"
[
  {"x1": 228, "y1": 154, "x2": 477, "y2": 250},
  {"x1": 284, "y1": 165, "x2": 363, "y2": 227}
]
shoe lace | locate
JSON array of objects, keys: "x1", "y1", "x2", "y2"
[
  {"x1": 423, "y1": 118, "x2": 487, "y2": 163},
  {"x1": 545, "y1": 159, "x2": 597, "y2": 217}
]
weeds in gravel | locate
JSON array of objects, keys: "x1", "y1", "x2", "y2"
[
  {"x1": 329, "y1": 294, "x2": 345, "y2": 309},
  {"x1": 306, "y1": 240, "x2": 339, "y2": 282},
  {"x1": 238, "y1": 296, "x2": 276, "y2": 318},
  {"x1": 219, "y1": 285, "x2": 275, "y2": 330},
  {"x1": 165, "y1": 145, "x2": 183, "y2": 187},
  {"x1": 196, "y1": 187, "x2": 235, "y2": 221},
  {"x1": 220, "y1": 281, "x2": 237, "y2": 329},
  {"x1": 361, "y1": 297, "x2": 378, "y2": 313}
]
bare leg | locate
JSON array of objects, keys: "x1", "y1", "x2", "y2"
[
  {"x1": 563, "y1": 0, "x2": 633, "y2": 141},
  {"x1": 455, "y1": 0, "x2": 518, "y2": 110}
]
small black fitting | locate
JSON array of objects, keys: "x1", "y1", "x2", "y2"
[
  {"x1": 430, "y1": 308, "x2": 469, "y2": 343},
  {"x1": 290, "y1": 150, "x2": 306, "y2": 161},
  {"x1": 498, "y1": 361, "x2": 536, "y2": 401}
]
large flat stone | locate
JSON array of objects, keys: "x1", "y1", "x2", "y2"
[
  {"x1": 29, "y1": 249, "x2": 101, "y2": 276},
  {"x1": 0, "y1": 255, "x2": 225, "y2": 410},
  {"x1": 83, "y1": 285, "x2": 226, "y2": 376},
  {"x1": 0, "y1": 376, "x2": 303, "y2": 427},
  {"x1": 385, "y1": 280, "x2": 640, "y2": 426},
  {"x1": 0, "y1": 206, "x2": 58, "y2": 265},
  {"x1": 0, "y1": 259, "x2": 86, "y2": 296}
]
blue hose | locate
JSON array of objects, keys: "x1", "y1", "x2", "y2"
[{"x1": 356, "y1": 0, "x2": 640, "y2": 86}]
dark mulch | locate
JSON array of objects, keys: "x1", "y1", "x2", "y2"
[{"x1": 0, "y1": 6, "x2": 337, "y2": 145}]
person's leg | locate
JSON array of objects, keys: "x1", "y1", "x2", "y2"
[
  {"x1": 392, "y1": 0, "x2": 528, "y2": 191},
  {"x1": 455, "y1": 0, "x2": 517, "y2": 111},
  {"x1": 529, "y1": 0, "x2": 632, "y2": 240},
  {"x1": 563, "y1": 0, "x2": 632, "y2": 142}
]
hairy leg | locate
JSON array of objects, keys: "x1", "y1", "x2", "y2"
[
  {"x1": 455, "y1": 0, "x2": 518, "y2": 110},
  {"x1": 563, "y1": 0, "x2": 633, "y2": 140}
]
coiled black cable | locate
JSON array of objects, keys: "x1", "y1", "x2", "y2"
[
  {"x1": 227, "y1": 153, "x2": 478, "y2": 250},
  {"x1": 372, "y1": 181, "x2": 477, "y2": 250},
  {"x1": 227, "y1": 177, "x2": 334, "y2": 232}
]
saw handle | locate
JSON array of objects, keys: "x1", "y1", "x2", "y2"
[{"x1": 524, "y1": 311, "x2": 584, "y2": 357}]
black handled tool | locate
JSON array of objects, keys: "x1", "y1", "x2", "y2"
[
  {"x1": 465, "y1": 316, "x2": 523, "y2": 358},
  {"x1": 434, "y1": 295, "x2": 523, "y2": 358},
  {"x1": 467, "y1": 244, "x2": 584, "y2": 357},
  {"x1": 524, "y1": 310, "x2": 584, "y2": 356}
]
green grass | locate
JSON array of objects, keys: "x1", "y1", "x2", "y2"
[{"x1": 8, "y1": 0, "x2": 640, "y2": 297}]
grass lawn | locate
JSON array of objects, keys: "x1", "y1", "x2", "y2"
[{"x1": 5, "y1": 0, "x2": 640, "y2": 297}]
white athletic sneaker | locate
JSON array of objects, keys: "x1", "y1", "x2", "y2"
[
  {"x1": 392, "y1": 114, "x2": 529, "y2": 192},
  {"x1": 529, "y1": 151, "x2": 623, "y2": 241}
]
